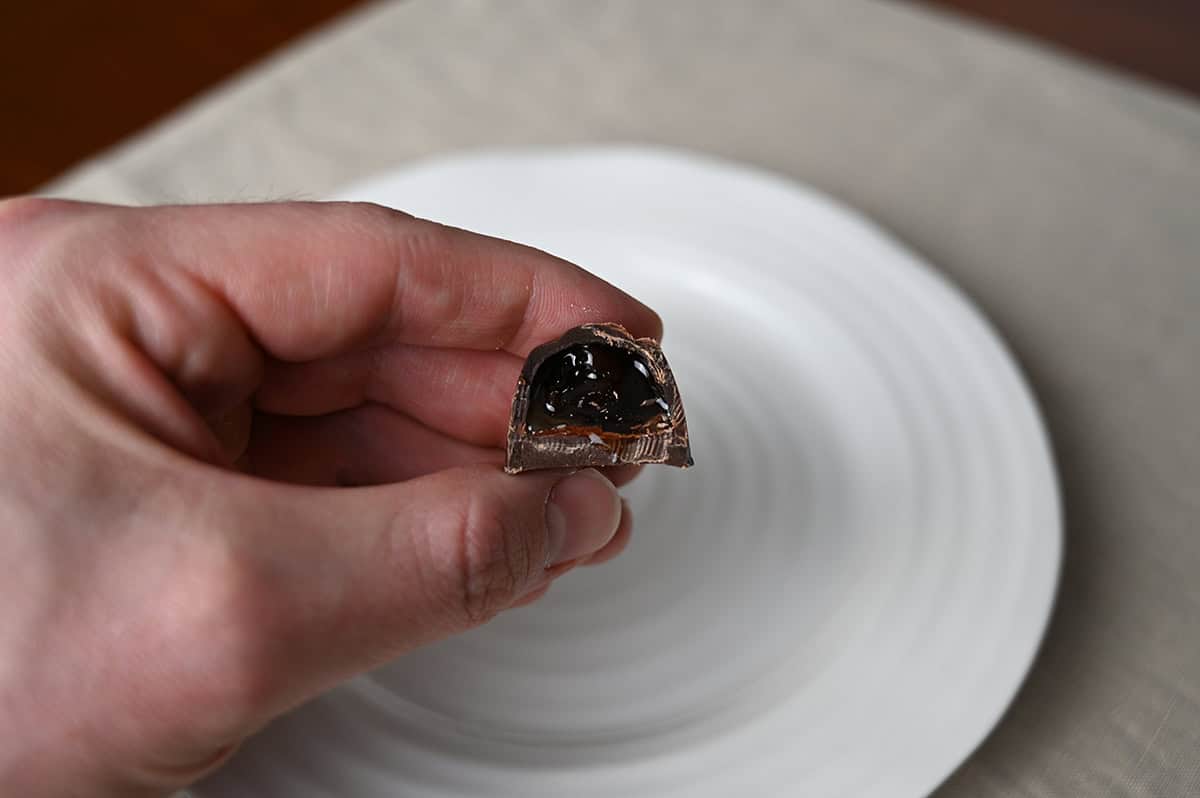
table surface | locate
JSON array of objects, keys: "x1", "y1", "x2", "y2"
[
  {"x1": 43, "y1": 1, "x2": 1200, "y2": 796},
  {"x1": 2, "y1": 0, "x2": 1199, "y2": 195}
]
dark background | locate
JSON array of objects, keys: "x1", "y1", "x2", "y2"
[{"x1": 1, "y1": 0, "x2": 1196, "y2": 196}]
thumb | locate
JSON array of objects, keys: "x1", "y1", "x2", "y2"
[
  {"x1": 195, "y1": 464, "x2": 622, "y2": 728},
  {"x1": 319, "y1": 464, "x2": 624, "y2": 640}
]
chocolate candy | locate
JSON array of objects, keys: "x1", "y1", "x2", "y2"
[{"x1": 505, "y1": 323, "x2": 693, "y2": 473}]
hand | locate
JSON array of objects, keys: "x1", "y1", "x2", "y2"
[{"x1": 0, "y1": 198, "x2": 661, "y2": 796}]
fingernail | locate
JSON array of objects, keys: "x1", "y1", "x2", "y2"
[{"x1": 544, "y1": 468, "x2": 622, "y2": 567}]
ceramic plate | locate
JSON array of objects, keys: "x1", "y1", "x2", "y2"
[{"x1": 196, "y1": 147, "x2": 1060, "y2": 797}]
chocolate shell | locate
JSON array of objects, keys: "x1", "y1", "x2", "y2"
[{"x1": 504, "y1": 323, "x2": 693, "y2": 474}]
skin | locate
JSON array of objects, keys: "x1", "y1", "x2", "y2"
[{"x1": 0, "y1": 198, "x2": 661, "y2": 797}]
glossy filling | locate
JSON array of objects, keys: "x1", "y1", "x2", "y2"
[{"x1": 525, "y1": 343, "x2": 669, "y2": 435}]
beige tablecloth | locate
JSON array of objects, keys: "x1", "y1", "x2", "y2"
[{"x1": 46, "y1": 1, "x2": 1200, "y2": 795}]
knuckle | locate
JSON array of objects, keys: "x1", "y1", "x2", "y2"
[
  {"x1": 384, "y1": 215, "x2": 455, "y2": 276},
  {"x1": 343, "y1": 200, "x2": 414, "y2": 225},
  {"x1": 389, "y1": 223, "x2": 468, "y2": 331},
  {"x1": 0, "y1": 199, "x2": 124, "y2": 295},
  {"x1": 327, "y1": 201, "x2": 415, "y2": 245},
  {"x1": 172, "y1": 539, "x2": 282, "y2": 723},
  {"x1": 0, "y1": 196, "x2": 74, "y2": 234},
  {"x1": 0, "y1": 198, "x2": 78, "y2": 283},
  {"x1": 454, "y1": 488, "x2": 535, "y2": 626}
]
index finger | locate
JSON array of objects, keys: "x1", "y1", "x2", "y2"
[{"x1": 136, "y1": 201, "x2": 662, "y2": 360}]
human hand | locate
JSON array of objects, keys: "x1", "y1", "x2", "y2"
[{"x1": 0, "y1": 199, "x2": 661, "y2": 796}]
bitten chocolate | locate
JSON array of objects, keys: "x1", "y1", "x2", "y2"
[{"x1": 505, "y1": 323, "x2": 693, "y2": 474}]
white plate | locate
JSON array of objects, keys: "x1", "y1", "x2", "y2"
[{"x1": 197, "y1": 147, "x2": 1060, "y2": 797}]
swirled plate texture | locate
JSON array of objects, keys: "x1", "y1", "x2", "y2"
[{"x1": 195, "y1": 147, "x2": 1061, "y2": 798}]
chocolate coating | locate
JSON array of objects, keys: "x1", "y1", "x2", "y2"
[{"x1": 504, "y1": 322, "x2": 693, "y2": 474}]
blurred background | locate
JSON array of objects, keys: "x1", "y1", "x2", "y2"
[
  {"x1": 3, "y1": 2, "x2": 1199, "y2": 796},
  {"x1": 1, "y1": 0, "x2": 1197, "y2": 196}
]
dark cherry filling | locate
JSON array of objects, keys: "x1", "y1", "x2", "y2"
[{"x1": 525, "y1": 343, "x2": 669, "y2": 434}]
